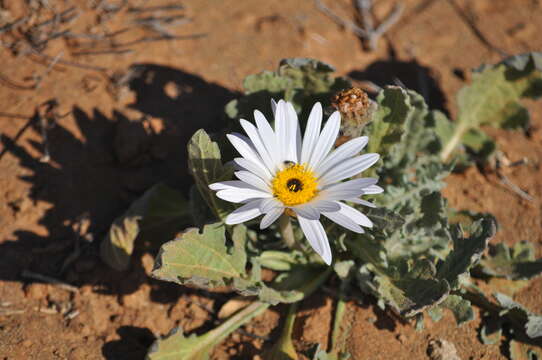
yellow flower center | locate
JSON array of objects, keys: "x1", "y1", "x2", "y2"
[{"x1": 272, "y1": 164, "x2": 318, "y2": 206}]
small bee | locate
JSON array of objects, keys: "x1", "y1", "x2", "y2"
[{"x1": 283, "y1": 160, "x2": 296, "y2": 168}]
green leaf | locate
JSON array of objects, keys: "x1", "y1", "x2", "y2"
[
  {"x1": 259, "y1": 250, "x2": 309, "y2": 271},
  {"x1": 479, "y1": 241, "x2": 542, "y2": 280},
  {"x1": 265, "y1": 303, "x2": 299, "y2": 360},
  {"x1": 427, "y1": 306, "x2": 444, "y2": 322},
  {"x1": 312, "y1": 344, "x2": 351, "y2": 360},
  {"x1": 153, "y1": 223, "x2": 327, "y2": 304},
  {"x1": 495, "y1": 293, "x2": 542, "y2": 339},
  {"x1": 100, "y1": 183, "x2": 191, "y2": 271},
  {"x1": 348, "y1": 218, "x2": 494, "y2": 319},
  {"x1": 441, "y1": 295, "x2": 474, "y2": 325},
  {"x1": 436, "y1": 218, "x2": 496, "y2": 289},
  {"x1": 147, "y1": 266, "x2": 333, "y2": 359},
  {"x1": 152, "y1": 223, "x2": 246, "y2": 287},
  {"x1": 225, "y1": 58, "x2": 350, "y2": 121},
  {"x1": 375, "y1": 259, "x2": 450, "y2": 317},
  {"x1": 146, "y1": 302, "x2": 269, "y2": 360},
  {"x1": 187, "y1": 129, "x2": 233, "y2": 221},
  {"x1": 365, "y1": 86, "x2": 411, "y2": 155},
  {"x1": 441, "y1": 52, "x2": 542, "y2": 161}
]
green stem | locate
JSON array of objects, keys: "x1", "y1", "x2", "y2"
[
  {"x1": 204, "y1": 267, "x2": 332, "y2": 354},
  {"x1": 270, "y1": 302, "x2": 299, "y2": 358},
  {"x1": 330, "y1": 297, "x2": 347, "y2": 353},
  {"x1": 278, "y1": 213, "x2": 297, "y2": 250},
  {"x1": 440, "y1": 122, "x2": 468, "y2": 162},
  {"x1": 202, "y1": 301, "x2": 270, "y2": 348}
]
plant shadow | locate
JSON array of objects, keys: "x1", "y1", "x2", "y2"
[
  {"x1": 0, "y1": 63, "x2": 236, "y2": 299},
  {"x1": 102, "y1": 326, "x2": 156, "y2": 360},
  {"x1": 348, "y1": 58, "x2": 449, "y2": 114}
]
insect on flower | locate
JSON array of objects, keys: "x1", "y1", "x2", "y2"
[{"x1": 209, "y1": 99, "x2": 382, "y2": 265}]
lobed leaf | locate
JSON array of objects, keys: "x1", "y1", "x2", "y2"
[
  {"x1": 225, "y1": 58, "x2": 350, "y2": 122},
  {"x1": 187, "y1": 129, "x2": 233, "y2": 221},
  {"x1": 440, "y1": 295, "x2": 474, "y2": 325},
  {"x1": 146, "y1": 302, "x2": 269, "y2": 360},
  {"x1": 495, "y1": 293, "x2": 542, "y2": 339},
  {"x1": 441, "y1": 51, "x2": 542, "y2": 161},
  {"x1": 436, "y1": 218, "x2": 496, "y2": 288},
  {"x1": 479, "y1": 241, "x2": 542, "y2": 280},
  {"x1": 152, "y1": 224, "x2": 246, "y2": 287},
  {"x1": 152, "y1": 223, "x2": 324, "y2": 305}
]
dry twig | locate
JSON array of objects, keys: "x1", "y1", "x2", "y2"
[{"x1": 316, "y1": 0, "x2": 404, "y2": 51}]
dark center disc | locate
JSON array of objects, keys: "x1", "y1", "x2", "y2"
[{"x1": 287, "y1": 178, "x2": 303, "y2": 192}]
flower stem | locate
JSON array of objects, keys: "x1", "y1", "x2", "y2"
[
  {"x1": 278, "y1": 213, "x2": 297, "y2": 250},
  {"x1": 330, "y1": 296, "x2": 347, "y2": 353}
]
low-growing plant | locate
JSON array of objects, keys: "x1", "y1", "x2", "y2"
[{"x1": 101, "y1": 55, "x2": 542, "y2": 359}]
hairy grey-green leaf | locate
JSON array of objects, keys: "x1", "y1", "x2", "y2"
[
  {"x1": 153, "y1": 223, "x2": 321, "y2": 304},
  {"x1": 312, "y1": 344, "x2": 351, "y2": 360},
  {"x1": 101, "y1": 183, "x2": 191, "y2": 271},
  {"x1": 427, "y1": 306, "x2": 444, "y2": 322},
  {"x1": 259, "y1": 250, "x2": 309, "y2": 271},
  {"x1": 146, "y1": 302, "x2": 269, "y2": 360},
  {"x1": 187, "y1": 129, "x2": 233, "y2": 221},
  {"x1": 333, "y1": 260, "x2": 355, "y2": 280},
  {"x1": 365, "y1": 86, "x2": 411, "y2": 155},
  {"x1": 152, "y1": 223, "x2": 246, "y2": 287},
  {"x1": 367, "y1": 257, "x2": 450, "y2": 317},
  {"x1": 146, "y1": 327, "x2": 212, "y2": 360},
  {"x1": 232, "y1": 259, "x2": 305, "y2": 305},
  {"x1": 226, "y1": 58, "x2": 350, "y2": 121},
  {"x1": 436, "y1": 218, "x2": 496, "y2": 289},
  {"x1": 441, "y1": 295, "x2": 474, "y2": 325},
  {"x1": 495, "y1": 292, "x2": 542, "y2": 339},
  {"x1": 441, "y1": 51, "x2": 542, "y2": 160},
  {"x1": 479, "y1": 241, "x2": 542, "y2": 280}
]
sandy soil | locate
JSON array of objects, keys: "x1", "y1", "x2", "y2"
[{"x1": 1, "y1": 0, "x2": 541, "y2": 359}]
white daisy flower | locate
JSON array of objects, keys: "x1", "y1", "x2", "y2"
[{"x1": 209, "y1": 99, "x2": 382, "y2": 265}]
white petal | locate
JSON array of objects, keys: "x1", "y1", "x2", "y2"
[
  {"x1": 285, "y1": 101, "x2": 301, "y2": 163},
  {"x1": 254, "y1": 110, "x2": 281, "y2": 169},
  {"x1": 235, "y1": 171, "x2": 270, "y2": 192},
  {"x1": 362, "y1": 185, "x2": 384, "y2": 194},
  {"x1": 274, "y1": 100, "x2": 287, "y2": 162},
  {"x1": 315, "y1": 136, "x2": 369, "y2": 176},
  {"x1": 337, "y1": 202, "x2": 373, "y2": 228},
  {"x1": 270, "y1": 99, "x2": 277, "y2": 115},
  {"x1": 291, "y1": 103, "x2": 303, "y2": 162},
  {"x1": 227, "y1": 134, "x2": 269, "y2": 175},
  {"x1": 292, "y1": 204, "x2": 320, "y2": 220},
  {"x1": 226, "y1": 200, "x2": 262, "y2": 225},
  {"x1": 216, "y1": 188, "x2": 271, "y2": 203},
  {"x1": 322, "y1": 210, "x2": 364, "y2": 233},
  {"x1": 310, "y1": 199, "x2": 341, "y2": 212},
  {"x1": 320, "y1": 178, "x2": 379, "y2": 200},
  {"x1": 209, "y1": 180, "x2": 256, "y2": 191},
  {"x1": 348, "y1": 198, "x2": 376, "y2": 208},
  {"x1": 259, "y1": 197, "x2": 282, "y2": 213},
  {"x1": 308, "y1": 111, "x2": 341, "y2": 169},
  {"x1": 297, "y1": 216, "x2": 332, "y2": 265},
  {"x1": 318, "y1": 153, "x2": 380, "y2": 186},
  {"x1": 300, "y1": 102, "x2": 322, "y2": 164},
  {"x1": 260, "y1": 207, "x2": 284, "y2": 229},
  {"x1": 234, "y1": 158, "x2": 272, "y2": 182},
  {"x1": 324, "y1": 177, "x2": 379, "y2": 192},
  {"x1": 240, "y1": 119, "x2": 276, "y2": 173}
]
